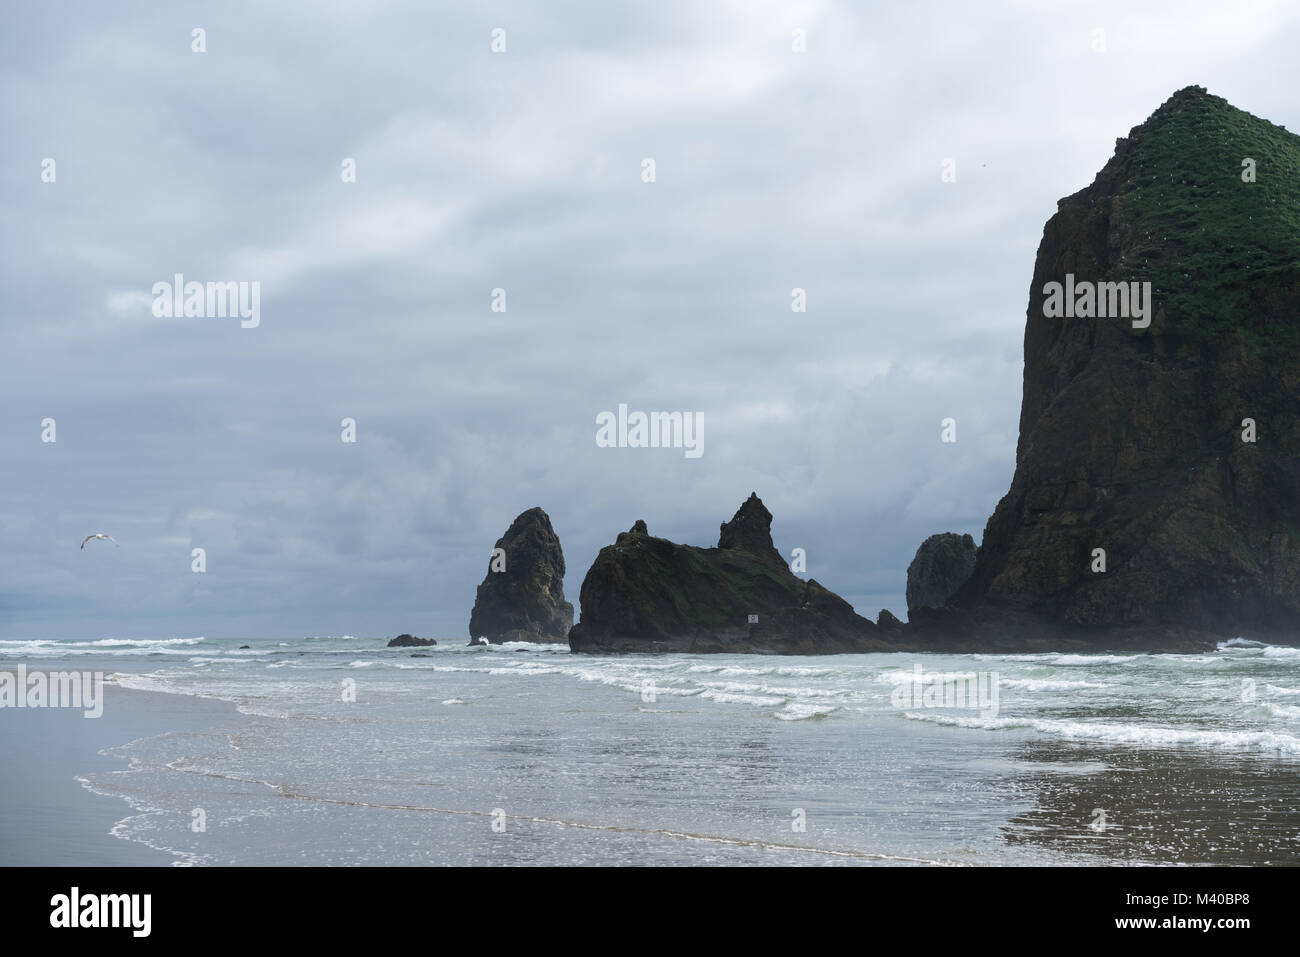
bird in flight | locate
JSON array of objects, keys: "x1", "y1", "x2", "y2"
[{"x1": 81, "y1": 534, "x2": 119, "y2": 549}]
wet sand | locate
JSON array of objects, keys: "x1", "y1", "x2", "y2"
[{"x1": 0, "y1": 673, "x2": 243, "y2": 866}]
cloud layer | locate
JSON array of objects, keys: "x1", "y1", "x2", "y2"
[{"x1": 3, "y1": 0, "x2": 1297, "y2": 638}]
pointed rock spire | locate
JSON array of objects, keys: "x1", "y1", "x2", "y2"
[{"x1": 717, "y1": 492, "x2": 782, "y2": 563}]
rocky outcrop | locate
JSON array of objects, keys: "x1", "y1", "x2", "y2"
[
  {"x1": 468, "y1": 507, "x2": 574, "y2": 643},
  {"x1": 906, "y1": 533, "x2": 978, "y2": 613},
  {"x1": 568, "y1": 493, "x2": 892, "y2": 654},
  {"x1": 924, "y1": 87, "x2": 1300, "y2": 650},
  {"x1": 717, "y1": 495, "x2": 785, "y2": 561},
  {"x1": 388, "y1": 634, "x2": 435, "y2": 647},
  {"x1": 877, "y1": 609, "x2": 905, "y2": 632}
]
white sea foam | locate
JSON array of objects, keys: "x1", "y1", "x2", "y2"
[
  {"x1": 904, "y1": 711, "x2": 1300, "y2": 754},
  {"x1": 700, "y1": 679, "x2": 854, "y2": 699},
  {"x1": 1044, "y1": 654, "x2": 1136, "y2": 665},
  {"x1": 876, "y1": 670, "x2": 985, "y2": 684},
  {"x1": 773, "y1": 666, "x2": 837, "y2": 678},
  {"x1": 90, "y1": 638, "x2": 204, "y2": 647},
  {"x1": 775, "y1": 703, "x2": 839, "y2": 721},
  {"x1": 1262, "y1": 646, "x2": 1300, "y2": 659},
  {"x1": 0, "y1": 637, "x2": 206, "y2": 656},
  {"x1": 63, "y1": 638, "x2": 1300, "y2": 868},
  {"x1": 999, "y1": 678, "x2": 1106, "y2": 691},
  {"x1": 698, "y1": 689, "x2": 785, "y2": 708}
]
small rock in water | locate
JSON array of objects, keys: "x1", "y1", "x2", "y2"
[{"x1": 388, "y1": 634, "x2": 436, "y2": 647}]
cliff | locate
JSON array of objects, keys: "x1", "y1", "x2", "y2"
[
  {"x1": 906, "y1": 533, "x2": 978, "y2": 613},
  {"x1": 468, "y1": 507, "x2": 574, "y2": 643},
  {"x1": 568, "y1": 494, "x2": 890, "y2": 654},
  {"x1": 931, "y1": 87, "x2": 1300, "y2": 650}
]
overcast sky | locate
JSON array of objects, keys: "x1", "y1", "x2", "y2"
[{"x1": 2, "y1": 0, "x2": 1297, "y2": 640}]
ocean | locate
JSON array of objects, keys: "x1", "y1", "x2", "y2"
[{"x1": 2, "y1": 636, "x2": 1299, "y2": 865}]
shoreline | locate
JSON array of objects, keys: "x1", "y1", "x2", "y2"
[
  {"x1": 3, "y1": 645, "x2": 1298, "y2": 865},
  {"x1": 0, "y1": 670, "x2": 245, "y2": 866}
]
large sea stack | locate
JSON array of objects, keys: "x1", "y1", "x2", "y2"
[
  {"x1": 568, "y1": 493, "x2": 891, "y2": 654},
  {"x1": 921, "y1": 87, "x2": 1300, "y2": 650},
  {"x1": 906, "y1": 533, "x2": 978, "y2": 613},
  {"x1": 468, "y1": 507, "x2": 574, "y2": 643}
]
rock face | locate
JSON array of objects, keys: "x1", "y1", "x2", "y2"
[
  {"x1": 906, "y1": 533, "x2": 978, "y2": 613},
  {"x1": 876, "y1": 609, "x2": 905, "y2": 632},
  {"x1": 933, "y1": 87, "x2": 1300, "y2": 649},
  {"x1": 388, "y1": 634, "x2": 435, "y2": 647},
  {"x1": 568, "y1": 493, "x2": 891, "y2": 654},
  {"x1": 468, "y1": 507, "x2": 574, "y2": 643}
]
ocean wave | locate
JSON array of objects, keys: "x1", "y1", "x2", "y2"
[
  {"x1": 111, "y1": 671, "x2": 226, "y2": 703},
  {"x1": 876, "y1": 670, "x2": 988, "y2": 684},
  {"x1": 999, "y1": 678, "x2": 1107, "y2": 691},
  {"x1": 773, "y1": 666, "x2": 838, "y2": 678},
  {"x1": 903, "y1": 711, "x2": 1300, "y2": 754},
  {"x1": 1262, "y1": 702, "x2": 1300, "y2": 720},
  {"x1": 1261, "y1": 646, "x2": 1300, "y2": 659},
  {"x1": 699, "y1": 679, "x2": 854, "y2": 699},
  {"x1": 476, "y1": 641, "x2": 570, "y2": 654},
  {"x1": 698, "y1": 689, "x2": 785, "y2": 708},
  {"x1": 486, "y1": 665, "x2": 560, "y2": 677},
  {"x1": 774, "y1": 703, "x2": 839, "y2": 721},
  {"x1": 0, "y1": 637, "x2": 206, "y2": 654},
  {"x1": 90, "y1": 638, "x2": 204, "y2": 647},
  {"x1": 636, "y1": 684, "x2": 703, "y2": 698}
]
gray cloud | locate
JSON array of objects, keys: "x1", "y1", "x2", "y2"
[{"x1": 3, "y1": 0, "x2": 1297, "y2": 637}]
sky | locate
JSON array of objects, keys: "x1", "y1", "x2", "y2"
[{"x1": 2, "y1": 0, "x2": 1298, "y2": 640}]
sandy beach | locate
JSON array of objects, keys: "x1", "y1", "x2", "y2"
[
  {"x1": 4, "y1": 640, "x2": 1299, "y2": 866},
  {"x1": 0, "y1": 672, "x2": 244, "y2": 866}
]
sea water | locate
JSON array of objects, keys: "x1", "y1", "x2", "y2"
[{"x1": 2, "y1": 635, "x2": 1298, "y2": 865}]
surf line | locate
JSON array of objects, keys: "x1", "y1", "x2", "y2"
[{"x1": 274, "y1": 790, "x2": 961, "y2": 865}]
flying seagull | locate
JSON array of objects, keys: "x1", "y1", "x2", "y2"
[{"x1": 81, "y1": 534, "x2": 119, "y2": 549}]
